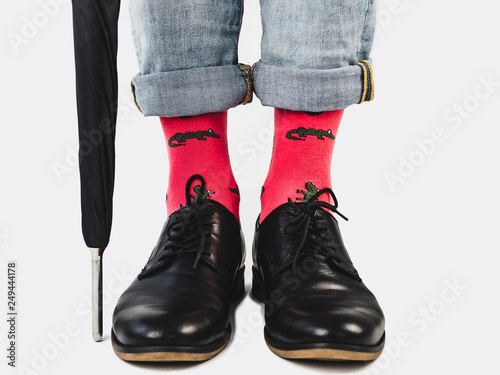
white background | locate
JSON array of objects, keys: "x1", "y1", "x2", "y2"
[{"x1": 1, "y1": 0, "x2": 500, "y2": 374}]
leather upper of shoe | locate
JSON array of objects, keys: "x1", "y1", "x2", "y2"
[
  {"x1": 112, "y1": 175, "x2": 245, "y2": 348},
  {"x1": 253, "y1": 188, "x2": 385, "y2": 347}
]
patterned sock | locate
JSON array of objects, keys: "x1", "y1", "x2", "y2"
[
  {"x1": 260, "y1": 108, "x2": 343, "y2": 222},
  {"x1": 160, "y1": 111, "x2": 240, "y2": 220}
]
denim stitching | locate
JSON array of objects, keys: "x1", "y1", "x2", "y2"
[
  {"x1": 236, "y1": 63, "x2": 254, "y2": 105},
  {"x1": 356, "y1": 59, "x2": 375, "y2": 103},
  {"x1": 357, "y1": 62, "x2": 368, "y2": 103},
  {"x1": 250, "y1": 62, "x2": 259, "y2": 99},
  {"x1": 363, "y1": 59, "x2": 375, "y2": 101},
  {"x1": 130, "y1": 77, "x2": 143, "y2": 113}
]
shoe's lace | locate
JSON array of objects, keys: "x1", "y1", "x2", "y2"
[
  {"x1": 284, "y1": 188, "x2": 349, "y2": 268},
  {"x1": 139, "y1": 175, "x2": 218, "y2": 278}
]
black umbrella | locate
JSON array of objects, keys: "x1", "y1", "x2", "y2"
[{"x1": 72, "y1": 0, "x2": 121, "y2": 342}]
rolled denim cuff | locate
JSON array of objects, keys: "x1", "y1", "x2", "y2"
[
  {"x1": 131, "y1": 64, "x2": 253, "y2": 117},
  {"x1": 252, "y1": 60, "x2": 374, "y2": 112}
]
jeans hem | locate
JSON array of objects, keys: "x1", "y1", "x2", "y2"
[
  {"x1": 252, "y1": 60, "x2": 374, "y2": 112},
  {"x1": 131, "y1": 64, "x2": 253, "y2": 117}
]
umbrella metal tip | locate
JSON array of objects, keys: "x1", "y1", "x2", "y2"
[
  {"x1": 93, "y1": 331, "x2": 103, "y2": 342},
  {"x1": 90, "y1": 248, "x2": 104, "y2": 344}
]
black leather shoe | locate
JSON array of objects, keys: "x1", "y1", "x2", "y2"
[
  {"x1": 112, "y1": 175, "x2": 245, "y2": 362},
  {"x1": 252, "y1": 188, "x2": 385, "y2": 361}
]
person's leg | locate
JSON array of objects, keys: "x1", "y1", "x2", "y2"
[
  {"x1": 256, "y1": 0, "x2": 375, "y2": 220},
  {"x1": 128, "y1": 0, "x2": 248, "y2": 254},
  {"x1": 112, "y1": 0, "x2": 247, "y2": 362},
  {"x1": 259, "y1": 109, "x2": 343, "y2": 220},
  {"x1": 161, "y1": 113, "x2": 240, "y2": 219},
  {"x1": 129, "y1": 0, "x2": 252, "y2": 219},
  {"x1": 252, "y1": 0, "x2": 385, "y2": 362}
]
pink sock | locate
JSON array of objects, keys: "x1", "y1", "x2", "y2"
[
  {"x1": 260, "y1": 108, "x2": 343, "y2": 222},
  {"x1": 160, "y1": 112, "x2": 240, "y2": 220}
]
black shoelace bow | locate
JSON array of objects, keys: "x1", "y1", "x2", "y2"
[
  {"x1": 284, "y1": 188, "x2": 350, "y2": 268},
  {"x1": 138, "y1": 175, "x2": 219, "y2": 279}
]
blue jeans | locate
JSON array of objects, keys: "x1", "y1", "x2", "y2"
[{"x1": 130, "y1": 0, "x2": 376, "y2": 117}]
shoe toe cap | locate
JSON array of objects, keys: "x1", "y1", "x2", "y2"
[
  {"x1": 112, "y1": 301, "x2": 227, "y2": 348},
  {"x1": 267, "y1": 298, "x2": 385, "y2": 347}
]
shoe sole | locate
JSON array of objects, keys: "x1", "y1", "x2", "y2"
[
  {"x1": 252, "y1": 266, "x2": 385, "y2": 362},
  {"x1": 265, "y1": 345, "x2": 384, "y2": 361},
  {"x1": 112, "y1": 266, "x2": 245, "y2": 362},
  {"x1": 112, "y1": 348, "x2": 227, "y2": 362},
  {"x1": 111, "y1": 325, "x2": 231, "y2": 362},
  {"x1": 264, "y1": 327, "x2": 385, "y2": 361}
]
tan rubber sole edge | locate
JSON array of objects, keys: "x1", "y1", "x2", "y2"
[
  {"x1": 266, "y1": 341, "x2": 383, "y2": 362},
  {"x1": 113, "y1": 341, "x2": 228, "y2": 362}
]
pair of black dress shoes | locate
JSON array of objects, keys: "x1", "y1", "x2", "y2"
[{"x1": 111, "y1": 175, "x2": 385, "y2": 362}]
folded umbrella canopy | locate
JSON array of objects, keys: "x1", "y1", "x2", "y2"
[{"x1": 72, "y1": 0, "x2": 121, "y2": 342}]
